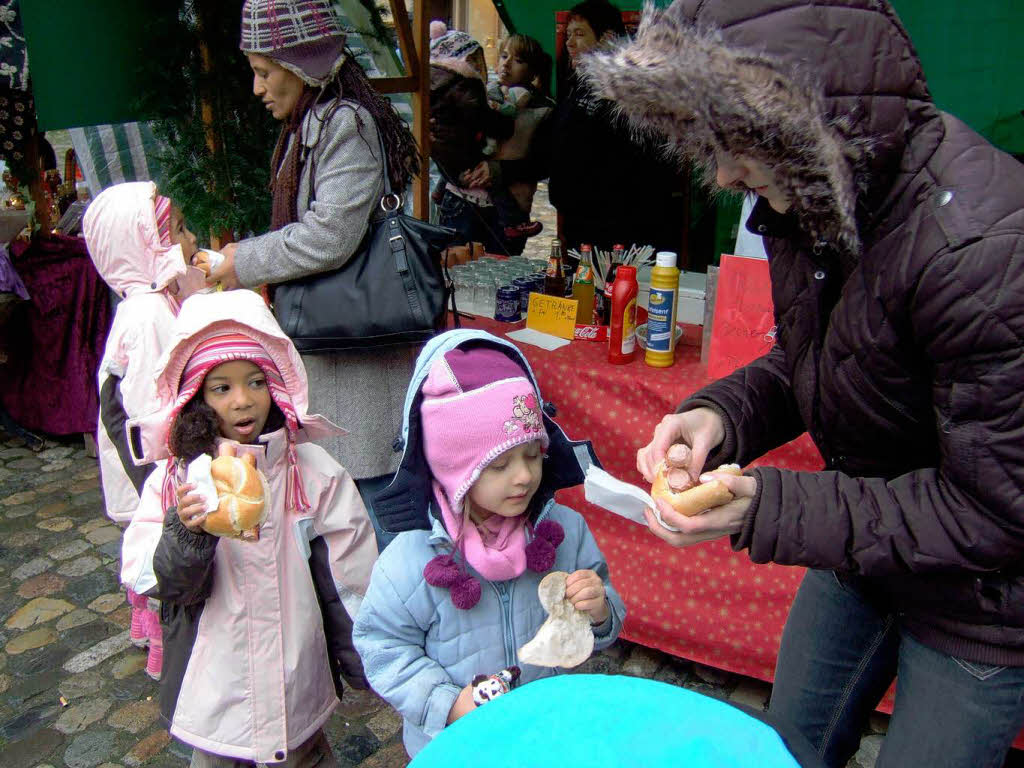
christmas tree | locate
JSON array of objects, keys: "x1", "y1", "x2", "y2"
[{"x1": 137, "y1": 0, "x2": 279, "y2": 243}]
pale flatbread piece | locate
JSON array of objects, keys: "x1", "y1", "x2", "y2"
[{"x1": 518, "y1": 571, "x2": 594, "y2": 668}]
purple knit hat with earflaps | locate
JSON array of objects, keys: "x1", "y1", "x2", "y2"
[
  {"x1": 419, "y1": 346, "x2": 564, "y2": 609},
  {"x1": 240, "y1": 0, "x2": 347, "y2": 87},
  {"x1": 429, "y1": 30, "x2": 485, "y2": 82}
]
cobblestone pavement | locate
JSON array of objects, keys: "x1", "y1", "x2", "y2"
[
  {"x1": 520, "y1": 182, "x2": 557, "y2": 262},
  {"x1": 0, "y1": 427, "x2": 914, "y2": 768}
]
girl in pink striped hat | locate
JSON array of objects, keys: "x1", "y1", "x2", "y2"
[{"x1": 120, "y1": 290, "x2": 377, "y2": 766}]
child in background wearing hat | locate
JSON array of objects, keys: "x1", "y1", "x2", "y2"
[
  {"x1": 354, "y1": 331, "x2": 626, "y2": 758},
  {"x1": 84, "y1": 181, "x2": 201, "y2": 681},
  {"x1": 120, "y1": 291, "x2": 377, "y2": 767}
]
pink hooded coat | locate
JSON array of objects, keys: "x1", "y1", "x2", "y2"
[
  {"x1": 84, "y1": 181, "x2": 199, "y2": 522},
  {"x1": 120, "y1": 290, "x2": 378, "y2": 762}
]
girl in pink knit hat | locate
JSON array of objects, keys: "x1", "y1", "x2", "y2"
[{"x1": 353, "y1": 332, "x2": 626, "y2": 758}]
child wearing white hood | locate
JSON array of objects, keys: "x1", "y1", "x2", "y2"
[{"x1": 84, "y1": 180, "x2": 201, "y2": 680}]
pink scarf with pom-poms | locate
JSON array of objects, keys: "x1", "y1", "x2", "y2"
[{"x1": 423, "y1": 484, "x2": 565, "y2": 610}]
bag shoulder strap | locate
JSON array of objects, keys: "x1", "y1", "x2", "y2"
[
  {"x1": 304, "y1": 106, "x2": 392, "y2": 209},
  {"x1": 374, "y1": 121, "x2": 394, "y2": 200}
]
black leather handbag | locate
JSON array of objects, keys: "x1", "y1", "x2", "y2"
[{"x1": 272, "y1": 130, "x2": 455, "y2": 352}]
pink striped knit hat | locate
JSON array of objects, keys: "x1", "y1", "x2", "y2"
[
  {"x1": 154, "y1": 195, "x2": 172, "y2": 247},
  {"x1": 161, "y1": 332, "x2": 311, "y2": 515}
]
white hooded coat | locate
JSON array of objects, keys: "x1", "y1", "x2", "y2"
[{"x1": 84, "y1": 181, "x2": 192, "y2": 522}]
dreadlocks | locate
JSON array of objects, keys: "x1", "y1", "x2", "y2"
[
  {"x1": 332, "y1": 55, "x2": 421, "y2": 190},
  {"x1": 269, "y1": 52, "x2": 421, "y2": 232}
]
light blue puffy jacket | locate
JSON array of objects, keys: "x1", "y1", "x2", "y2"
[
  {"x1": 353, "y1": 501, "x2": 625, "y2": 757},
  {"x1": 352, "y1": 329, "x2": 626, "y2": 757}
]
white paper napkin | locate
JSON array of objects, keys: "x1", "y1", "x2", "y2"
[
  {"x1": 583, "y1": 465, "x2": 679, "y2": 532},
  {"x1": 506, "y1": 328, "x2": 572, "y2": 351},
  {"x1": 198, "y1": 249, "x2": 226, "y2": 271},
  {"x1": 186, "y1": 454, "x2": 219, "y2": 514}
]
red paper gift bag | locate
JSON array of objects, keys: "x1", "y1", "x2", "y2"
[{"x1": 706, "y1": 254, "x2": 776, "y2": 379}]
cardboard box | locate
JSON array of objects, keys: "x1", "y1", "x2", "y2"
[{"x1": 637, "y1": 269, "x2": 707, "y2": 326}]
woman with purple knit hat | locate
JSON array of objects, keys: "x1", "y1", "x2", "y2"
[{"x1": 208, "y1": 0, "x2": 420, "y2": 551}]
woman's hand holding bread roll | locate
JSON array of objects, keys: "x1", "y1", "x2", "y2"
[
  {"x1": 644, "y1": 462, "x2": 757, "y2": 547},
  {"x1": 636, "y1": 407, "x2": 757, "y2": 548}
]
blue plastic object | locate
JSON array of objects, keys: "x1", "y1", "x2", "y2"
[{"x1": 410, "y1": 674, "x2": 805, "y2": 768}]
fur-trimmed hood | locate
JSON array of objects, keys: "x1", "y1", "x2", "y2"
[{"x1": 582, "y1": 0, "x2": 936, "y2": 256}]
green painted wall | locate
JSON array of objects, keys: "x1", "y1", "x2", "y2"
[
  {"x1": 21, "y1": 0, "x2": 176, "y2": 131},
  {"x1": 895, "y1": 0, "x2": 1023, "y2": 153},
  {"x1": 500, "y1": 0, "x2": 1024, "y2": 153}
]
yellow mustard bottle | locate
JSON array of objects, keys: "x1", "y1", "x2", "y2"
[{"x1": 644, "y1": 250, "x2": 679, "y2": 367}]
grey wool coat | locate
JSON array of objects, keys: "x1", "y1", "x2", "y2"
[{"x1": 235, "y1": 99, "x2": 415, "y2": 479}]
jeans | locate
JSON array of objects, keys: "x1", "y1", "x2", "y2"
[
  {"x1": 356, "y1": 473, "x2": 397, "y2": 552},
  {"x1": 770, "y1": 569, "x2": 1024, "y2": 768}
]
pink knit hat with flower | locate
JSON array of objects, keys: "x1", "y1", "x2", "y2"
[
  {"x1": 420, "y1": 347, "x2": 550, "y2": 511},
  {"x1": 420, "y1": 347, "x2": 563, "y2": 609}
]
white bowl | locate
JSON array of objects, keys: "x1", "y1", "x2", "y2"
[{"x1": 635, "y1": 323, "x2": 683, "y2": 350}]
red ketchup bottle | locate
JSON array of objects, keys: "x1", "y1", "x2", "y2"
[{"x1": 608, "y1": 265, "x2": 638, "y2": 364}]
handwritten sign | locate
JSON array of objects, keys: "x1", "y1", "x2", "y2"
[
  {"x1": 706, "y1": 254, "x2": 776, "y2": 379},
  {"x1": 526, "y1": 292, "x2": 578, "y2": 340}
]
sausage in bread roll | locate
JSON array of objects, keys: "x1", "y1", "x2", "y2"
[{"x1": 651, "y1": 462, "x2": 742, "y2": 517}]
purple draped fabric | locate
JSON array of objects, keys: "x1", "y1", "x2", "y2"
[
  {"x1": 0, "y1": 244, "x2": 30, "y2": 300},
  {"x1": 0, "y1": 234, "x2": 112, "y2": 435}
]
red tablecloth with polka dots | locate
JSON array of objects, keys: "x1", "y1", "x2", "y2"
[
  {"x1": 465, "y1": 317, "x2": 914, "y2": 714},
  {"x1": 469, "y1": 317, "x2": 819, "y2": 680},
  {"x1": 468, "y1": 318, "x2": 1024, "y2": 748}
]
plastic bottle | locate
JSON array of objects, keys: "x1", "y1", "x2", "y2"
[
  {"x1": 608, "y1": 265, "x2": 638, "y2": 364},
  {"x1": 572, "y1": 244, "x2": 596, "y2": 324},
  {"x1": 598, "y1": 243, "x2": 625, "y2": 325},
  {"x1": 645, "y1": 251, "x2": 680, "y2": 367},
  {"x1": 543, "y1": 238, "x2": 566, "y2": 296}
]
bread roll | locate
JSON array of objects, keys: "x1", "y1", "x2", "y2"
[
  {"x1": 202, "y1": 453, "x2": 267, "y2": 540},
  {"x1": 191, "y1": 249, "x2": 224, "y2": 276},
  {"x1": 651, "y1": 462, "x2": 742, "y2": 517}
]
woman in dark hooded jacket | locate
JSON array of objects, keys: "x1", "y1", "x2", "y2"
[{"x1": 584, "y1": 1, "x2": 1024, "y2": 766}]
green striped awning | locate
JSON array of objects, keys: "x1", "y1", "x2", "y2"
[{"x1": 68, "y1": 122, "x2": 162, "y2": 196}]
